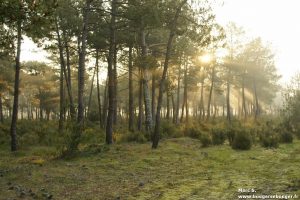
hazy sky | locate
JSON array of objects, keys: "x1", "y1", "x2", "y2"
[
  {"x1": 21, "y1": 0, "x2": 300, "y2": 83},
  {"x1": 215, "y1": 0, "x2": 300, "y2": 83}
]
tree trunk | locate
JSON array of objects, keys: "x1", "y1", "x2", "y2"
[
  {"x1": 113, "y1": 44, "x2": 118, "y2": 124},
  {"x1": 152, "y1": 0, "x2": 187, "y2": 149},
  {"x1": 70, "y1": 0, "x2": 92, "y2": 151},
  {"x1": 140, "y1": 26, "x2": 152, "y2": 132},
  {"x1": 226, "y1": 69, "x2": 231, "y2": 123},
  {"x1": 106, "y1": 0, "x2": 117, "y2": 144},
  {"x1": 10, "y1": 14, "x2": 22, "y2": 151},
  {"x1": 102, "y1": 79, "x2": 108, "y2": 128},
  {"x1": 56, "y1": 19, "x2": 76, "y2": 120},
  {"x1": 96, "y1": 49, "x2": 103, "y2": 127},
  {"x1": 175, "y1": 62, "x2": 181, "y2": 124},
  {"x1": 128, "y1": 45, "x2": 134, "y2": 131},
  {"x1": 199, "y1": 78, "x2": 205, "y2": 120},
  {"x1": 206, "y1": 66, "x2": 215, "y2": 121},
  {"x1": 242, "y1": 76, "x2": 247, "y2": 119},
  {"x1": 0, "y1": 94, "x2": 4, "y2": 123},
  {"x1": 87, "y1": 64, "x2": 96, "y2": 117},
  {"x1": 151, "y1": 71, "x2": 156, "y2": 123},
  {"x1": 253, "y1": 78, "x2": 260, "y2": 120},
  {"x1": 137, "y1": 69, "x2": 143, "y2": 131},
  {"x1": 59, "y1": 41, "x2": 65, "y2": 131}
]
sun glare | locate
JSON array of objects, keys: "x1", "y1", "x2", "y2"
[{"x1": 199, "y1": 54, "x2": 212, "y2": 64}]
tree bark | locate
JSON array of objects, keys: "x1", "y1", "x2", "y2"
[
  {"x1": 140, "y1": 25, "x2": 152, "y2": 132},
  {"x1": 206, "y1": 66, "x2": 215, "y2": 121},
  {"x1": 151, "y1": 71, "x2": 156, "y2": 123},
  {"x1": 128, "y1": 45, "x2": 134, "y2": 131},
  {"x1": 137, "y1": 69, "x2": 143, "y2": 131},
  {"x1": 226, "y1": 69, "x2": 231, "y2": 123},
  {"x1": 96, "y1": 49, "x2": 103, "y2": 127},
  {"x1": 175, "y1": 62, "x2": 181, "y2": 124},
  {"x1": 87, "y1": 64, "x2": 96, "y2": 117},
  {"x1": 152, "y1": 0, "x2": 187, "y2": 149},
  {"x1": 10, "y1": 11, "x2": 22, "y2": 151},
  {"x1": 113, "y1": 44, "x2": 118, "y2": 124},
  {"x1": 70, "y1": 0, "x2": 92, "y2": 151},
  {"x1": 106, "y1": 0, "x2": 117, "y2": 144},
  {"x1": 0, "y1": 94, "x2": 4, "y2": 123}
]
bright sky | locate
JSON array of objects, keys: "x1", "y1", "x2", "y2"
[
  {"x1": 21, "y1": 0, "x2": 300, "y2": 84},
  {"x1": 214, "y1": 0, "x2": 300, "y2": 84}
]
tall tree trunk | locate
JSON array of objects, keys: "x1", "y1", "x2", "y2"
[
  {"x1": 59, "y1": 43, "x2": 65, "y2": 132},
  {"x1": 166, "y1": 92, "x2": 170, "y2": 120},
  {"x1": 226, "y1": 69, "x2": 231, "y2": 123},
  {"x1": 56, "y1": 19, "x2": 76, "y2": 120},
  {"x1": 10, "y1": 14, "x2": 22, "y2": 151},
  {"x1": 206, "y1": 66, "x2": 215, "y2": 121},
  {"x1": 106, "y1": 0, "x2": 117, "y2": 144},
  {"x1": 128, "y1": 45, "x2": 134, "y2": 131},
  {"x1": 242, "y1": 75, "x2": 247, "y2": 119},
  {"x1": 151, "y1": 71, "x2": 156, "y2": 123},
  {"x1": 113, "y1": 44, "x2": 118, "y2": 124},
  {"x1": 137, "y1": 69, "x2": 143, "y2": 131},
  {"x1": 183, "y1": 62, "x2": 188, "y2": 123},
  {"x1": 96, "y1": 49, "x2": 103, "y2": 128},
  {"x1": 199, "y1": 78, "x2": 205, "y2": 120},
  {"x1": 152, "y1": 0, "x2": 187, "y2": 149},
  {"x1": 70, "y1": 0, "x2": 92, "y2": 151},
  {"x1": 87, "y1": 65, "x2": 96, "y2": 117},
  {"x1": 253, "y1": 78, "x2": 260, "y2": 120},
  {"x1": 140, "y1": 26, "x2": 152, "y2": 131},
  {"x1": 175, "y1": 62, "x2": 181, "y2": 124},
  {"x1": 102, "y1": 79, "x2": 108, "y2": 128},
  {"x1": 0, "y1": 94, "x2": 4, "y2": 123}
]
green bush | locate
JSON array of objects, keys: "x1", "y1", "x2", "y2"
[
  {"x1": 160, "y1": 122, "x2": 181, "y2": 138},
  {"x1": 260, "y1": 127, "x2": 279, "y2": 148},
  {"x1": 280, "y1": 131, "x2": 293, "y2": 143},
  {"x1": 232, "y1": 130, "x2": 252, "y2": 150},
  {"x1": 186, "y1": 127, "x2": 202, "y2": 139},
  {"x1": 211, "y1": 128, "x2": 226, "y2": 145},
  {"x1": 120, "y1": 131, "x2": 148, "y2": 143},
  {"x1": 200, "y1": 133, "x2": 212, "y2": 147},
  {"x1": 227, "y1": 127, "x2": 235, "y2": 146}
]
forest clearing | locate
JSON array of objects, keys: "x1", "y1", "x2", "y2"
[
  {"x1": 1, "y1": 0, "x2": 300, "y2": 199},
  {"x1": 1, "y1": 136, "x2": 300, "y2": 200}
]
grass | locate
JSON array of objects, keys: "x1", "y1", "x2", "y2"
[{"x1": 0, "y1": 138, "x2": 300, "y2": 199}]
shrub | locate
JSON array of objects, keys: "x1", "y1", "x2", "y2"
[
  {"x1": 280, "y1": 130, "x2": 293, "y2": 143},
  {"x1": 120, "y1": 131, "x2": 148, "y2": 143},
  {"x1": 232, "y1": 130, "x2": 252, "y2": 150},
  {"x1": 211, "y1": 128, "x2": 226, "y2": 145},
  {"x1": 227, "y1": 127, "x2": 235, "y2": 146},
  {"x1": 260, "y1": 127, "x2": 279, "y2": 148},
  {"x1": 160, "y1": 122, "x2": 181, "y2": 138},
  {"x1": 200, "y1": 133, "x2": 212, "y2": 147},
  {"x1": 186, "y1": 127, "x2": 202, "y2": 139}
]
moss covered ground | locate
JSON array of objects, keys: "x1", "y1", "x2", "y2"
[{"x1": 0, "y1": 138, "x2": 300, "y2": 200}]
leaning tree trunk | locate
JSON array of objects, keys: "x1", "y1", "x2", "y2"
[
  {"x1": 10, "y1": 13, "x2": 22, "y2": 151},
  {"x1": 128, "y1": 45, "x2": 134, "y2": 131},
  {"x1": 152, "y1": 0, "x2": 187, "y2": 149},
  {"x1": 106, "y1": 0, "x2": 117, "y2": 144}
]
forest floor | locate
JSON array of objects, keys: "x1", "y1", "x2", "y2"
[{"x1": 0, "y1": 138, "x2": 300, "y2": 200}]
